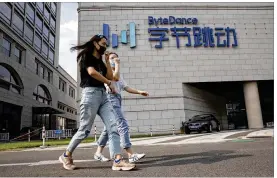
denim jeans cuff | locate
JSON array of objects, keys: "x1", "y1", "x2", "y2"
[{"x1": 122, "y1": 143, "x2": 132, "y2": 149}]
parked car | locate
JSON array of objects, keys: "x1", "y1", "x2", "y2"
[{"x1": 182, "y1": 114, "x2": 221, "y2": 134}]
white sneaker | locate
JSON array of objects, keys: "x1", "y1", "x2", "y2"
[
  {"x1": 94, "y1": 153, "x2": 110, "y2": 162},
  {"x1": 129, "y1": 153, "x2": 146, "y2": 163}
]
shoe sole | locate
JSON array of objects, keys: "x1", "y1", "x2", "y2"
[
  {"x1": 129, "y1": 154, "x2": 146, "y2": 163},
  {"x1": 112, "y1": 165, "x2": 136, "y2": 171},
  {"x1": 59, "y1": 156, "x2": 75, "y2": 171}
]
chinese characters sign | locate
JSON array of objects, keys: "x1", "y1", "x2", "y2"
[{"x1": 148, "y1": 16, "x2": 238, "y2": 48}]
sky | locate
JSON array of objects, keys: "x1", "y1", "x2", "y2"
[{"x1": 58, "y1": 3, "x2": 78, "y2": 81}]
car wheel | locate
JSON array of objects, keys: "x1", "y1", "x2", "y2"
[
  {"x1": 216, "y1": 125, "x2": 221, "y2": 132},
  {"x1": 207, "y1": 125, "x2": 212, "y2": 133},
  {"x1": 185, "y1": 127, "x2": 191, "y2": 134}
]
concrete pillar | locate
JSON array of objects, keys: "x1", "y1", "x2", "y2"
[
  {"x1": 76, "y1": 4, "x2": 82, "y2": 129},
  {"x1": 243, "y1": 81, "x2": 263, "y2": 129}
]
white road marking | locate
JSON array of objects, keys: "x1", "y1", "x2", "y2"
[
  {"x1": 151, "y1": 130, "x2": 251, "y2": 145},
  {"x1": 0, "y1": 159, "x2": 97, "y2": 167},
  {"x1": 131, "y1": 134, "x2": 203, "y2": 145}
]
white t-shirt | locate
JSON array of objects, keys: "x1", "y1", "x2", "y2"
[{"x1": 105, "y1": 74, "x2": 128, "y2": 95}]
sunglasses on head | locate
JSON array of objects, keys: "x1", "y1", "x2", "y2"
[{"x1": 96, "y1": 34, "x2": 106, "y2": 38}]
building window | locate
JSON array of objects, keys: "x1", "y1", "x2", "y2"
[
  {"x1": 34, "y1": 33, "x2": 42, "y2": 52},
  {"x1": 33, "y1": 85, "x2": 51, "y2": 105},
  {"x1": 36, "y1": 2, "x2": 43, "y2": 14},
  {"x1": 26, "y1": 3, "x2": 35, "y2": 23},
  {"x1": 58, "y1": 102, "x2": 66, "y2": 111},
  {"x1": 43, "y1": 24, "x2": 49, "y2": 39},
  {"x1": 58, "y1": 102, "x2": 77, "y2": 116},
  {"x1": 50, "y1": 2, "x2": 56, "y2": 14},
  {"x1": 35, "y1": 61, "x2": 39, "y2": 75},
  {"x1": 24, "y1": 22, "x2": 34, "y2": 44},
  {"x1": 0, "y1": 64, "x2": 23, "y2": 94},
  {"x1": 44, "y1": 70, "x2": 48, "y2": 81},
  {"x1": 44, "y1": 7, "x2": 50, "y2": 22},
  {"x1": 50, "y1": 16, "x2": 55, "y2": 29},
  {"x1": 49, "y1": 49, "x2": 54, "y2": 64},
  {"x1": 2, "y1": 38, "x2": 11, "y2": 57},
  {"x1": 40, "y1": 65, "x2": 44, "y2": 79},
  {"x1": 59, "y1": 78, "x2": 66, "y2": 92},
  {"x1": 35, "y1": 59, "x2": 52, "y2": 82},
  {"x1": 16, "y1": 2, "x2": 25, "y2": 12},
  {"x1": 69, "y1": 86, "x2": 75, "y2": 99},
  {"x1": 0, "y1": 65, "x2": 11, "y2": 82},
  {"x1": 42, "y1": 42, "x2": 48, "y2": 58},
  {"x1": 0, "y1": 3, "x2": 12, "y2": 24},
  {"x1": 13, "y1": 11, "x2": 24, "y2": 35},
  {"x1": 49, "y1": 33, "x2": 55, "y2": 47},
  {"x1": 47, "y1": 70, "x2": 52, "y2": 83},
  {"x1": 14, "y1": 46, "x2": 22, "y2": 63},
  {"x1": 35, "y1": 14, "x2": 43, "y2": 32}
]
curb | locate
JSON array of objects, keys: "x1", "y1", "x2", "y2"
[
  {"x1": 245, "y1": 136, "x2": 273, "y2": 139},
  {"x1": 242, "y1": 135, "x2": 273, "y2": 139}
]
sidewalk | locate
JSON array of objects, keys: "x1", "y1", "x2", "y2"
[
  {"x1": 22, "y1": 135, "x2": 171, "y2": 151},
  {"x1": 245, "y1": 128, "x2": 274, "y2": 138}
]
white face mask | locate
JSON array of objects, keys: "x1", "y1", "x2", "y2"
[{"x1": 109, "y1": 59, "x2": 115, "y2": 67}]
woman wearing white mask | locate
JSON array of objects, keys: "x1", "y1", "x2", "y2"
[{"x1": 94, "y1": 52, "x2": 149, "y2": 163}]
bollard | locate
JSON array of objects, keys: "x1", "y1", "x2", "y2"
[
  {"x1": 28, "y1": 129, "x2": 30, "y2": 142},
  {"x1": 41, "y1": 125, "x2": 46, "y2": 148},
  {"x1": 150, "y1": 125, "x2": 152, "y2": 137},
  {"x1": 173, "y1": 125, "x2": 175, "y2": 135},
  {"x1": 94, "y1": 125, "x2": 97, "y2": 141}
]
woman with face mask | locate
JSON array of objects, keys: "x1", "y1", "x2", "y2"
[
  {"x1": 94, "y1": 52, "x2": 149, "y2": 163},
  {"x1": 59, "y1": 35, "x2": 136, "y2": 171}
]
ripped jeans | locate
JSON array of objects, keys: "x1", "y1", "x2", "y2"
[
  {"x1": 97, "y1": 94, "x2": 132, "y2": 149},
  {"x1": 66, "y1": 87, "x2": 121, "y2": 159}
]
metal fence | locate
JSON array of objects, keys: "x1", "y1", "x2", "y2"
[
  {"x1": 43, "y1": 129, "x2": 73, "y2": 139},
  {"x1": 0, "y1": 133, "x2": 9, "y2": 141}
]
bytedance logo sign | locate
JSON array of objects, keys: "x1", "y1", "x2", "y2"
[
  {"x1": 102, "y1": 23, "x2": 136, "y2": 49},
  {"x1": 102, "y1": 15, "x2": 238, "y2": 49},
  {"x1": 148, "y1": 16, "x2": 238, "y2": 48}
]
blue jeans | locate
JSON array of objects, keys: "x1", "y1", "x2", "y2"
[
  {"x1": 66, "y1": 87, "x2": 121, "y2": 159},
  {"x1": 97, "y1": 94, "x2": 132, "y2": 149}
]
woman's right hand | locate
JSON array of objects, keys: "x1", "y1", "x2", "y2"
[
  {"x1": 108, "y1": 82, "x2": 117, "y2": 94},
  {"x1": 114, "y1": 57, "x2": 120, "y2": 64}
]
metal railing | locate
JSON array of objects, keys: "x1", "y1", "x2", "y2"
[
  {"x1": 43, "y1": 129, "x2": 73, "y2": 139},
  {"x1": 0, "y1": 133, "x2": 9, "y2": 141},
  {"x1": 92, "y1": 125, "x2": 178, "y2": 141}
]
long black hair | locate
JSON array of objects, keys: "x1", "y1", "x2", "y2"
[{"x1": 70, "y1": 34, "x2": 107, "y2": 68}]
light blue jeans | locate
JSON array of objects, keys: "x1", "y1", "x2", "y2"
[
  {"x1": 66, "y1": 87, "x2": 121, "y2": 159},
  {"x1": 97, "y1": 94, "x2": 132, "y2": 149}
]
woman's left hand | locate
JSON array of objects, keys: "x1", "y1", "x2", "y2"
[{"x1": 139, "y1": 90, "x2": 149, "y2": 96}]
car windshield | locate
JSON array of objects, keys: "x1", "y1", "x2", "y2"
[{"x1": 190, "y1": 116, "x2": 206, "y2": 122}]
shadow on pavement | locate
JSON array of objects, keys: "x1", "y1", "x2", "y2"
[
  {"x1": 136, "y1": 150, "x2": 252, "y2": 168},
  {"x1": 70, "y1": 150, "x2": 252, "y2": 171},
  {"x1": 75, "y1": 165, "x2": 140, "y2": 171}
]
